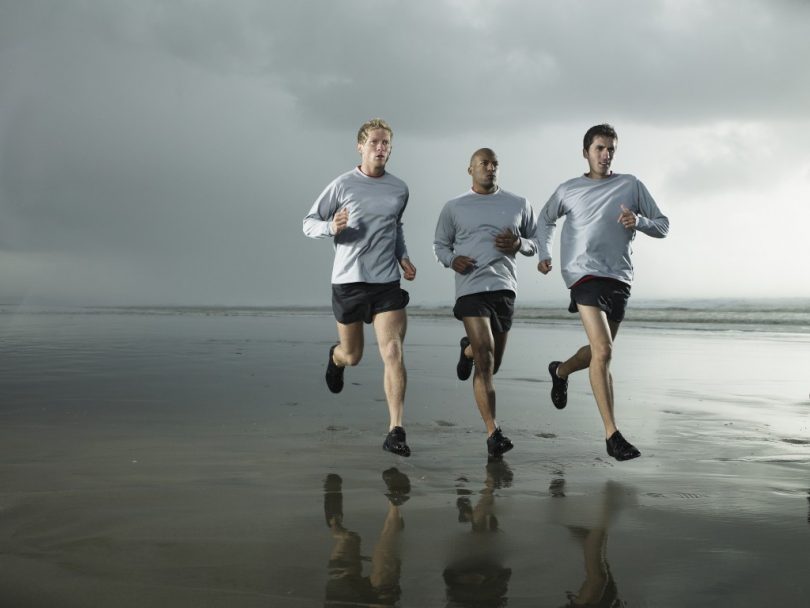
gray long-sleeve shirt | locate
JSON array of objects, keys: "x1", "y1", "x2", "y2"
[
  {"x1": 303, "y1": 168, "x2": 410, "y2": 285},
  {"x1": 536, "y1": 173, "x2": 669, "y2": 288},
  {"x1": 434, "y1": 188, "x2": 538, "y2": 299}
]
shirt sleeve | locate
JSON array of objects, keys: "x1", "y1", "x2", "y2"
[
  {"x1": 535, "y1": 186, "x2": 565, "y2": 261},
  {"x1": 395, "y1": 188, "x2": 410, "y2": 261},
  {"x1": 634, "y1": 180, "x2": 669, "y2": 238},
  {"x1": 433, "y1": 203, "x2": 456, "y2": 268},
  {"x1": 302, "y1": 181, "x2": 339, "y2": 239},
  {"x1": 517, "y1": 200, "x2": 539, "y2": 257}
]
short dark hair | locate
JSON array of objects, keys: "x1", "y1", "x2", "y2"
[{"x1": 583, "y1": 124, "x2": 618, "y2": 151}]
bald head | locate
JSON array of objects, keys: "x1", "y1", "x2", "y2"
[
  {"x1": 468, "y1": 148, "x2": 499, "y2": 194},
  {"x1": 469, "y1": 147, "x2": 497, "y2": 168}
]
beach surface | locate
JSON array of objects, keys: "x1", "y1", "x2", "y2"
[{"x1": 1, "y1": 309, "x2": 809, "y2": 606}]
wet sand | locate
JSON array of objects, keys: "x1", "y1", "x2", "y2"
[{"x1": 1, "y1": 310, "x2": 809, "y2": 606}]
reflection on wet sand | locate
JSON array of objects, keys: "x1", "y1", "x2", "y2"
[
  {"x1": 444, "y1": 460, "x2": 513, "y2": 607},
  {"x1": 323, "y1": 468, "x2": 410, "y2": 607},
  {"x1": 550, "y1": 478, "x2": 636, "y2": 608}
]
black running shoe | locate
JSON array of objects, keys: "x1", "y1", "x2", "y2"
[
  {"x1": 457, "y1": 337, "x2": 473, "y2": 381},
  {"x1": 486, "y1": 427, "x2": 514, "y2": 459},
  {"x1": 382, "y1": 467, "x2": 411, "y2": 505},
  {"x1": 548, "y1": 361, "x2": 568, "y2": 409},
  {"x1": 605, "y1": 430, "x2": 641, "y2": 461},
  {"x1": 383, "y1": 426, "x2": 411, "y2": 457},
  {"x1": 325, "y1": 344, "x2": 344, "y2": 393}
]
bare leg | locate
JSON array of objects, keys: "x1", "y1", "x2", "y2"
[
  {"x1": 372, "y1": 309, "x2": 408, "y2": 430},
  {"x1": 333, "y1": 320, "x2": 365, "y2": 367},
  {"x1": 464, "y1": 332, "x2": 509, "y2": 375},
  {"x1": 556, "y1": 344, "x2": 591, "y2": 379},
  {"x1": 557, "y1": 321, "x2": 620, "y2": 380},
  {"x1": 463, "y1": 316, "x2": 499, "y2": 435},
  {"x1": 462, "y1": 331, "x2": 506, "y2": 372},
  {"x1": 493, "y1": 331, "x2": 508, "y2": 375},
  {"x1": 577, "y1": 305, "x2": 620, "y2": 438}
]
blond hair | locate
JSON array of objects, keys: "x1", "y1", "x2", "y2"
[{"x1": 357, "y1": 118, "x2": 393, "y2": 144}]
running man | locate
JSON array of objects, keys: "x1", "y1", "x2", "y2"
[
  {"x1": 536, "y1": 124, "x2": 669, "y2": 461},
  {"x1": 303, "y1": 118, "x2": 416, "y2": 457},
  {"x1": 434, "y1": 148, "x2": 538, "y2": 459}
]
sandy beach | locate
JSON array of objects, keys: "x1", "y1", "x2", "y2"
[{"x1": 1, "y1": 309, "x2": 809, "y2": 606}]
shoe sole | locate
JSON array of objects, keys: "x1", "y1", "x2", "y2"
[
  {"x1": 487, "y1": 445, "x2": 514, "y2": 459},
  {"x1": 383, "y1": 444, "x2": 411, "y2": 457},
  {"x1": 487, "y1": 438, "x2": 514, "y2": 459},
  {"x1": 611, "y1": 453, "x2": 640, "y2": 461},
  {"x1": 608, "y1": 448, "x2": 641, "y2": 461}
]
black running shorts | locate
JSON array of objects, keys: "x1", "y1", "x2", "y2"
[
  {"x1": 453, "y1": 290, "x2": 516, "y2": 333},
  {"x1": 331, "y1": 281, "x2": 409, "y2": 324},
  {"x1": 568, "y1": 277, "x2": 631, "y2": 323}
]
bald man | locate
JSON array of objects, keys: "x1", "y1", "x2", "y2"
[{"x1": 433, "y1": 148, "x2": 538, "y2": 459}]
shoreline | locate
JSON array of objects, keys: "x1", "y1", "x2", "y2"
[{"x1": 2, "y1": 299, "x2": 810, "y2": 335}]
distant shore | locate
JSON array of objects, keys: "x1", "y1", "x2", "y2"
[{"x1": 3, "y1": 297, "x2": 809, "y2": 333}]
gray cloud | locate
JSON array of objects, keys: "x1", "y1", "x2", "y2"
[
  {"x1": 247, "y1": 0, "x2": 810, "y2": 131},
  {"x1": 1, "y1": 0, "x2": 808, "y2": 305}
]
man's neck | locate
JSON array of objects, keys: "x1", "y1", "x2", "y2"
[
  {"x1": 358, "y1": 164, "x2": 385, "y2": 178},
  {"x1": 472, "y1": 185, "x2": 498, "y2": 195}
]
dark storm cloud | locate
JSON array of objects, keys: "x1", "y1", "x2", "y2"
[
  {"x1": 245, "y1": 0, "x2": 810, "y2": 132},
  {"x1": 1, "y1": 1, "x2": 808, "y2": 304}
]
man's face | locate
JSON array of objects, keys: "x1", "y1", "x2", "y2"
[
  {"x1": 357, "y1": 128, "x2": 392, "y2": 172},
  {"x1": 584, "y1": 135, "x2": 617, "y2": 178},
  {"x1": 469, "y1": 152, "x2": 499, "y2": 192}
]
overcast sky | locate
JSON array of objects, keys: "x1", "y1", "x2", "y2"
[{"x1": 2, "y1": 0, "x2": 809, "y2": 307}]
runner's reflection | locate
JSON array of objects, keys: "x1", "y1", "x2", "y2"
[
  {"x1": 443, "y1": 459, "x2": 513, "y2": 607},
  {"x1": 323, "y1": 468, "x2": 410, "y2": 607},
  {"x1": 550, "y1": 478, "x2": 636, "y2": 608}
]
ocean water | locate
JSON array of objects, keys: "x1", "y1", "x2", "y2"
[
  {"x1": 4, "y1": 297, "x2": 807, "y2": 333},
  {"x1": 433, "y1": 297, "x2": 810, "y2": 334}
]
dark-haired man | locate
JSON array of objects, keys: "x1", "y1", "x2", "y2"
[
  {"x1": 303, "y1": 118, "x2": 416, "y2": 457},
  {"x1": 434, "y1": 148, "x2": 538, "y2": 459},
  {"x1": 536, "y1": 124, "x2": 669, "y2": 461}
]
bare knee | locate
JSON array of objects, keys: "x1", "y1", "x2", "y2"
[
  {"x1": 472, "y1": 346, "x2": 494, "y2": 374},
  {"x1": 341, "y1": 348, "x2": 363, "y2": 367},
  {"x1": 379, "y1": 339, "x2": 404, "y2": 367},
  {"x1": 590, "y1": 342, "x2": 613, "y2": 365}
]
